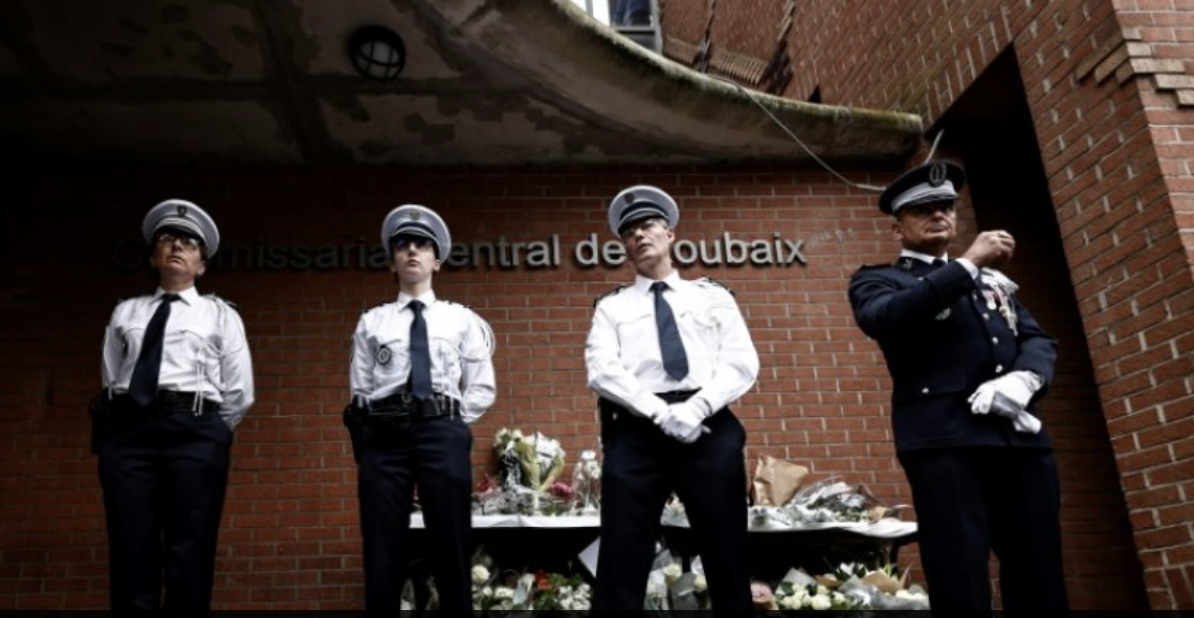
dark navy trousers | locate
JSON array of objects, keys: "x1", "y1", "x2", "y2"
[
  {"x1": 357, "y1": 415, "x2": 474, "y2": 612},
  {"x1": 593, "y1": 406, "x2": 752, "y2": 613},
  {"x1": 899, "y1": 447, "x2": 1068, "y2": 614},
  {"x1": 98, "y1": 407, "x2": 232, "y2": 611}
]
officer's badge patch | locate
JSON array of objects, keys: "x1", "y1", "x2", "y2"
[
  {"x1": 929, "y1": 162, "x2": 948, "y2": 187},
  {"x1": 377, "y1": 345, "x2": 392, "y2": 365},
  {"x1": 177, "y1": 204, "x2": 189, "y2": 218}
]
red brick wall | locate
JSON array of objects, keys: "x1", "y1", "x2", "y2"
[
  {"x1": 666, "y1": 0, "x2": 1194, "y2": 609},
  {"x1": 707, "y1": 0, "x2": 783, "y2": 61},
  {"x1": 659, "y1": 0, "x2": 709, "y2": 46},
  {"x1": 0, "y1": 161, "x2": 1164, "y2": 609},
  {"x1": 0, "y1": 164, "x2": 895, "y2": 609}
]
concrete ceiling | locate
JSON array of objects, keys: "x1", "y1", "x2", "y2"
[{"x1": 0, "y1": 0, "x2": 923, "y2": 165}]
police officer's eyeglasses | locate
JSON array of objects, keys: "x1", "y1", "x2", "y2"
[
  {"x1": 156, "y1": 232, "x2": 203, "y2": 251},
  {"x1": 391, "y1": 236, "x2": 434, "y2": 252},
  {"x1": 619, "y1": 218, "x2": 665, "y2": 240}
]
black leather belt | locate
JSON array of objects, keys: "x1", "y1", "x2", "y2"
[
  {"x1": 367, "y1": 392, "x2": 461, "y2": 425},
  {"x1": 599, "y1": 389, "x2": 701, "y2": 422},
  {"x1": 113, "y1": 391, "x2": 219, "y2": 417},
  {"x1": 656, "y1": 389, "x2": 700, "y2": 404}
]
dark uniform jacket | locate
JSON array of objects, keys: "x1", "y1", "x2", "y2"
[{"x1": 848, "y1": 257, "x2": 1057, "y2": 455}]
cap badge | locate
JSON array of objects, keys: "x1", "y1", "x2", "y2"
[
  {"x1": 623, "y1": 192, "x2": 636, "y2": 205},
  {"x1": 928, "y1": 162, "x2": 948, "y2": 187},
  {"x1": 177, "y1": 204, "x2": 189, "y2": 217},
  {"x1": 409, "y1": 211, "x2": 421, "y2": 221}
]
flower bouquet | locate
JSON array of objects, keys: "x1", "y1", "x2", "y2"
[
  {"x1": 494, "y1": 427, "x2": 567, "y2": 492},
  {"x1": 644, "y1": 556, "x2": 710, "y2": 612},
  {"x1": 482, "y1": 427, "x2": 569, "y2": 515},
  {"x1": 773, "y1": 562, "x2": 929, "y2": 613}
]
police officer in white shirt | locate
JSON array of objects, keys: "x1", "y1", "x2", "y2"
[
  {"x1": 585, "y1": 185, "x2": 759, "y2": 611},
  {"x1": 345, "y1": 205, "x2": 496, "y2": 612},
  {"x1": 94, "y1": 199, "x2": 254, "y2": 611}
]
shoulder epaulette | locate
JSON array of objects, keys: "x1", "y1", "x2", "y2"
[
  {"x1": 695, "y1": 276, "x2": 735, "y2": 297},
  {"x1": 203, "y1": 293, "x2": 238, "y2": 309},
  {"x1": 593, "y1": 284, "x2": 627, "y2": 308}
]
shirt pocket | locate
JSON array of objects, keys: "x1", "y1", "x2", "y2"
[
  {"x1": 175, "y1": 328, "x2": 222, "y2": 387},
  {"x1": 112, "y1": 325, "x2": 144, "y2": 377},
  {"x1": 676, "y1": 305, "x2": 717, "y2": 353},
  {"x1": 613, "y1": 309, "x2": 656, "y2": 367},
  {"x1": 433, "y1": 335, "x2": 461, "y2": 386},
  {"x1": 370, "y1": 334, "x2": 410, "y2": 384}
]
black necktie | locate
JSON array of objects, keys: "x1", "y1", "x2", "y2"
[
  {"x1": 408, "y1": 300, "x2": 433, "y2": 400},
  {"x1": 128, "y1": 293, "x2": 180, "y2": 407},
  {"x1": 651, "y1": 281, "x2": 689, "y2": 381},
  {"x1": 932, "y1": 258, "x2": 946, "y2": 269}
]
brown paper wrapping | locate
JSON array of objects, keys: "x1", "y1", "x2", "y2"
[{"x1": 751, "y1": 456, "x2": 809, "y2": 506}]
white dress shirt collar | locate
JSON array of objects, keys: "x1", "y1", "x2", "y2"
[
  {"x1": 153, "y1": 286, "x2": 200, "y2": 305},
  {"x1": 900, "y1": 249, "x2": 948, "y2": 265},
  {"x1": 396, "y1": 289, "x2": 437, "y2": 310},
  {"x1": 632, "y1": 270, "x2": 683, "y2": 295}
]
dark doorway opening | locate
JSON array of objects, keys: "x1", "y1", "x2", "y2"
[{"x1": 933, "y1": 47, "x2": 1146, "y2": 610}]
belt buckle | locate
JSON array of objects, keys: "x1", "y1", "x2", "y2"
[{"x1": 417, "y1": 396, "x2": 442, "y2": 421}]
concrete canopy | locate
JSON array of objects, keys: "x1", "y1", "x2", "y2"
[{"x1": 0, "y1": 0, "x2": 921, "y2": 165}]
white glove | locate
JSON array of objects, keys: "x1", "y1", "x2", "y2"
[
  {"x1": 968, "y1": 371, "x2": 1043, "y2": 434},
  {"x1": 655, "y1": 401, "x2": 706, "y2": 444},
  {"x1": 1008, "y1": 408, "x2": 1042, "y2": 434},
  {"x1": 634, "y1": 395, "x2": 671, "y2": 423}
]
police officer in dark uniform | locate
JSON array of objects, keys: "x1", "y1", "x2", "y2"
[
  {"x1": 585, "y1": 185, "x2": 759, "y2": 612},
  {"x1": 95, "y1": 199, "x2": 255, "y2": 611},
  {"x1": 345, "y1": 205, "x2": 496, "y2": 612},
  {"x1": 848, "y1": 161, "x2": 1068, "y2": 613}
]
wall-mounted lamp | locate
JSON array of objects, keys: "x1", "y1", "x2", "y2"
[{"x1": 348, "y1": 26, "x2": 406, "y2": 81}]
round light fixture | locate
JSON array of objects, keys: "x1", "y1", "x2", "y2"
[{"x1": 348, "y1": 26, "x2": 406, "y2": 81}]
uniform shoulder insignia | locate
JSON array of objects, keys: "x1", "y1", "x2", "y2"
[
  {"x1": 593, "y1": 284, "x2": 627, "y2": 308},
  {"x1": 695, "y1": 276, "x2": 735, "y2": 296},
  {"x1": 203, "y1": 293, "x2": 238, "y2": 309}
]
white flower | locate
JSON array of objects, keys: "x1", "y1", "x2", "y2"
[
  {"x1": 646, "y1": 577, "x2": 668, "y2": 600},
  {"x1": 662, "y1": 563, "x2": 683, "y2": 584},
  {"x1": 573, "y1": 598, "x2": 591, "y2": 611},
  {"x1": 577, "y1": 583, "x2": 591, "y2": 596},
  {"x1": 832, "y1": 592, "x2": 849, "y2": 605},
  {"x1": 480, "y1": 586, "x2": 493, "y2": 598},
  {"x1": 471, "y1": 565, "x2": 490, "y2": 586},
  {"x1": 694, "y1": 574, "x2": 708, "y2": 593},
  {"x1": 896, "y1": 589, "x2": 927, "y2": 600},
  {"x1": 778, "y1": 594, "x2": 802, "y2": 609},
  {"x1": 494, "y1": 586, "x2": 514, "y2": 600},
  {"x1": 810, "y1": 593, "x2": 832, "y2": 610},
  {"x1": 512, "y1": 429, "x2": 524, "y2": 440}
]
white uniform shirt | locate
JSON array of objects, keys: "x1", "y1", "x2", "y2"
[
  {"x1": 102, "y1": 286, "x2": 255, "y2": 428},
  {"x1": 586, "y1": 272, "x2": 759, "y2": 419},
  {"x1": 350, "y1": 291, "x2": 496, "y2": 424}
]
